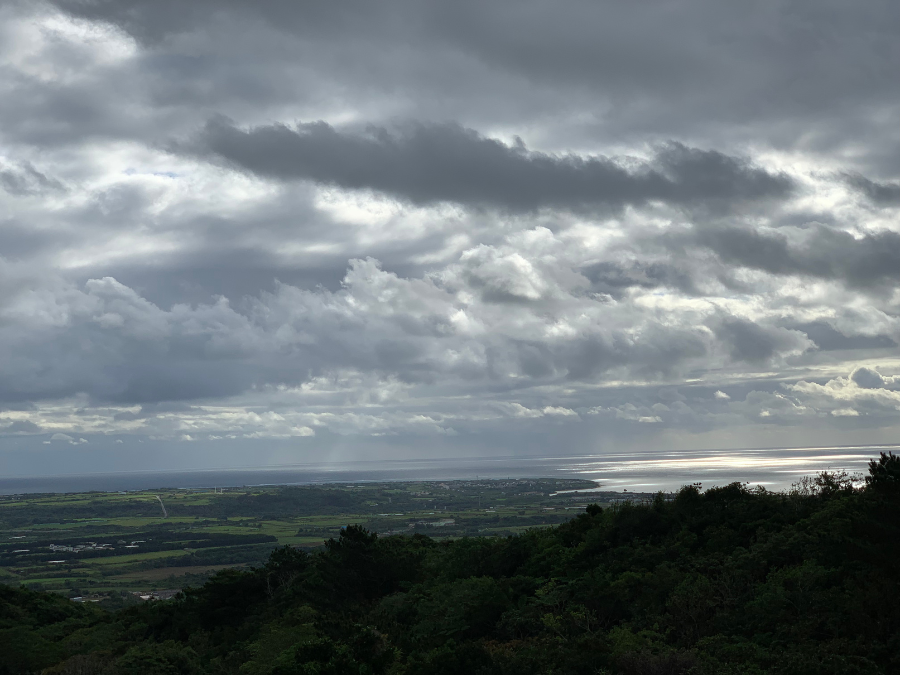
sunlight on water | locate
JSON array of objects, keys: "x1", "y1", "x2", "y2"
[{"x1": 554, "y1": 446, "x2": 893, "y2": 491}]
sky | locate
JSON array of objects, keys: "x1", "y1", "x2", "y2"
[{"x1": 1, "y1": 0, "x2": 899, "y2": 477}]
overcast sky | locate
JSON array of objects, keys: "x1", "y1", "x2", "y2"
[{"x1": 1, "y1": 0, "x2": 899, "y2": 476}]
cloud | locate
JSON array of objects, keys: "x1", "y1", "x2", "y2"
[
  {"x1": 831, "y1": 408, "x2": 859, "y2": 417},
  {"x1": 43, "y1": 1, "x2": 899, "y2": 163},
  {"x1": 589, "y1": 403, "x2": 663, "y2": 424},
  {"x1": 2, "y1": 419, "x2": 41, "y2": 434},
  {"x1": 713, "y1": 318, "x2": 812, "y2": 364},
  {"x1": 0, "y1": 1, "x2": 898, "y2": 466},
  {"x1": 0, "y1": 255, "x2": 725, "y2": 404},
  {"x1": 842, "y1": 173, "x2": 900, "y2": 206},
  {"x1": 581, "y1": 260, "x2": 697, "y2": 297},
  {"x1": 695, "y1": 225, "x2": 900, "y2": 290},
  {"x1": 789, "y1": 322, "x2": 896, "y2": 352},
  {"x1": 741, "y1": 391, "x2": 815, "y2": 421},
  {"x1": 457, "y1": 246, "x2": 549, "y2": 301},
  {"x1": 0, "y1": 160, "x2": 65, "y2": 196},
  {"x1": 187, "y1": 119, "x2": 794, "y2": 212},
  {"x1": 49, "y1": 432, "x2": 86, "y2": 444},
  {"x1": 850, "y1": 366, "x2": 887, "y2": 390},
  {"x1": 786, "y1": 370, "x2": 900, "y2": 419},
  {"x1": 542, "y1": 406, "x2": 578, "y2": 417}
]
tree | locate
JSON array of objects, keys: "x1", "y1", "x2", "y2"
[{"x1": 865, "y1": 452, "x2": 900, "y2": 493}]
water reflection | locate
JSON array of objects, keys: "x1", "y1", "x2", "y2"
[{"x1": 552, "y1": 446, "x2": 889, "y2": 491}]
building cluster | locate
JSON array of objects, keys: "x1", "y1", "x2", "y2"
[
  {"x1": 49, "y1": 540, "x2": 145, "y2": 553},
  {"x1": 410, "y1": 518, "x2": 456, "y2": 528},
  {"x1": 48, "y1": 539, "x2": 148, "y2": 553},
  {"x1": 49, "y1": 542, "x2": 114, "y2": 553},
  {"x1": 131, "y1": 589, "x2": 179, "y2": 601}
]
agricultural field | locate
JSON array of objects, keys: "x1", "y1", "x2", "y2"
[{"x1": 0, "y1": 477, "x2": 635, "y2": 602}]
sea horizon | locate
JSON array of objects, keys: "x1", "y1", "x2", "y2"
[{"x1": 1, "y1": 444, "x2": 893, "y2": 495}]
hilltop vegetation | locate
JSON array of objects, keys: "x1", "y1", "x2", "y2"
[{"x1": 1, "y1": 453, "x2": 899, "y2": 675}]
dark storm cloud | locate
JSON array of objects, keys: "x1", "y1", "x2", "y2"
[
  {"x1": 713, "y1": 319, "x2": 811, "y2": 364},
  {"x1": 47, "y1": 0, "x2": 899, "y2": 111},
  {"x1": 696, "y1": 225, "x2": 900, "y2": 289},
  {"x1": 580, "y1": 260, "x2": 698, "y2": 297},
  {"x1": 190, "y1": 119, "x2": 793, "y2": 212},
  {"x1": 45, "y1": 0, "x2": 402, "y2": 46},
  {"x1": 842, "y1": 173, "x2": 900, "y2": 206},
  {"x1": 45, "y1": 0, "x2": 900, "y2": 165}
]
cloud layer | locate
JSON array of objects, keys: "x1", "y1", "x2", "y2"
[
  {"x1": 191, "y1": 119, "x2": 794, "y2": 212},
  {"x1": 0, "y1": 1, "x2": 898, "y2": 471}
]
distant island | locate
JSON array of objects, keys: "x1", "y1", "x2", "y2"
[{"x1": 1, "y1": 453, "x2": 898, "y2": 674}]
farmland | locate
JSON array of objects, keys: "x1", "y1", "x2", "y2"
[{"x1": 0, "y1": 477, "x2": 620, "y2": 601}]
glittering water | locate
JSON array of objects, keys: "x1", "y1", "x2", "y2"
[
  {"x1": 0, "y1": 445, "x2": 892, "y2": 494},
  {"x1": 549, "y1": 446, "x2": 886, "y2": 491}
]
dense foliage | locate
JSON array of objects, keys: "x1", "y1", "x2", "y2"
[{"x1": 3, "y1": 453, "x2": 899, "y2": 675}]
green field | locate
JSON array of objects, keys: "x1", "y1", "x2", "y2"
[{"x1": 0, "y1": 477, "x2": 627, "y2": 600}]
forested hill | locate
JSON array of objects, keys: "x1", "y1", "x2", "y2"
[{"x1": 3, "y1": 453, "x2": 899, "y2": 675}]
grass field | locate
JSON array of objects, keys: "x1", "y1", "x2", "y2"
[
  {"x1": 110, "y1": 564, "x2": 249, "y2": 581},
  {"x1": 84, "y1": 549, "x2": 199, "y2": 565}
]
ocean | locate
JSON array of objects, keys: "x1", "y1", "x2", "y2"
[{"x1": 0, "y1": 445, "x2": 893, "y2": 495}]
